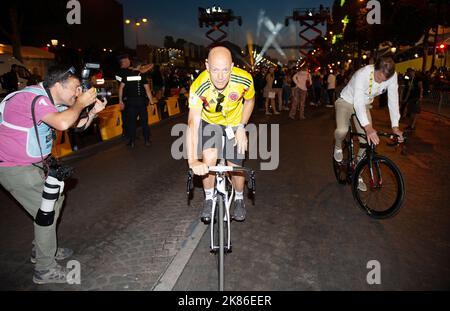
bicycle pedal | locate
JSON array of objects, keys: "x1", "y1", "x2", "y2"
[{"x1": 225, "y1": 246, "x2": 233, "y2": 253}]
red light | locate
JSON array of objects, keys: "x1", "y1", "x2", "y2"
[{"x1": 438, "y1": 43, "x2": 446, "y2": 49}]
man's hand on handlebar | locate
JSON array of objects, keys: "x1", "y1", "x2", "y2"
[
  {"x1": 189, "y1": 160, "x2": 209, "y2": 176},
  {"x1": 392, "y1": 127, "x2": 404, "y2": 143},
  {"x1": 364, "y1": 123, "x2": 380, "y2": 145}
]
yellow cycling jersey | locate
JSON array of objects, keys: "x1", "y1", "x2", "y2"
[{"x1": 188, "y1": 67, "x2": 255, "y2": 126}]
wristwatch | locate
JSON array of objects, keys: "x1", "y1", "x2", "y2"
[{"x1": 236, "y1": 123, "x2": 245, "y2": 130}]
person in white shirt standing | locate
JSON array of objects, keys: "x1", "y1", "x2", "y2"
[
  {"x1": 290, "y1": 65, "x2": 312, "y2": 120},
  {"x1": 326, "y1": 71, "x2": 336, "y2": 108},
  {"x1": 333, "y1": 56, "x2": 404, "y2": 163}
]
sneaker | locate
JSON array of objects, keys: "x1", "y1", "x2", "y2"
[
  {"x1": 144, "y1": 139, "x2": 152, "y2": 146},
  {"x1": 334, "y1": 147, "x2": 343, "y2": 162},
  {"x1": 326, "y1": 104, "x2": 334, "y2": 108},
  {"x1": 31, "y1": 247, "x2": 74, "y2": 264},
  {"x1": 33, "y1": 264, "x2": 69, "y2": 284},
  {"x1": 200, "y1": 199, "x2": 213, "y2": 224},
  {"x1": 232, "y1": 199, "x2": 246, "y2": 222},
  {"x1": 283, "y1": 107, "x2": 290, "y2": 111},
  {"x1": 265, "y1": 111, "x2": 272, "y2": 116},
  {"x1": 309, "y1": 102, "x2": 316, "y2": 106},
  {"x1": 357, "y1": 177, "x2": 367, "y2": 192},
  {"x1": 273, "y1": 111, "x2": 280, "y2": 115}
]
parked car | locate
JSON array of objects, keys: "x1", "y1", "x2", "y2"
[{"x1": 0, "y1": 54, "x2": 33, "y2": 98}]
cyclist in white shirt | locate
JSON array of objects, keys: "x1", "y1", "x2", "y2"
[{"x1": 333, "y1": 56, "x2": 404, "y2": 162}]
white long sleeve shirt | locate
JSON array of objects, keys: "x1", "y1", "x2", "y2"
[
  {"x1": 340, "y1": 65, "x2": 400, "y2": 127},
  {"x1": 293, "y1": 70, "x2": 311, "y2": 91}
]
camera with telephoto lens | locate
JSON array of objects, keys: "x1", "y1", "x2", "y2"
[
  {"x1": 35, "y1": 157, "x2": 74, "y2": 226},
  {"x1": 45, "y1": 156, "x2": 74, "y2": 181},
  {"x1": 80, "y1": 63, "x2": 112, "y2": 98}
]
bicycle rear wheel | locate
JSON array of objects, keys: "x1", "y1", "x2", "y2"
[
  {"x1": 352, "y1": 155, "x2": 405, "y2": 219},
  {"x1": 333, "y1": 140, "x2": 351, "y2": 184}
]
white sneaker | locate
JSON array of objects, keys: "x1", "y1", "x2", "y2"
[
  {"x1": 309, "y1": 102, "x2": 316, "y2": 106},
  {"x1": 357, "y1": 177, "x2": 367, "y2": 192},
  {"x1": 326, "y1": 104, "x2": 334, "y2": 108},
  {"x1": 333, "y1": 147, "x2": 343, "y2": 162},
  {"x1": 265, "y1": 111, "x2": 272, "y2": 115}
]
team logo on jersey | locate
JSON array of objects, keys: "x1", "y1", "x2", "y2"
[
  {"x1": 200, "y1": 96, "x2": 210, "y2": 108},
  {"x1": 229, "y1": 92, "x2": 239, "y2": 101}
]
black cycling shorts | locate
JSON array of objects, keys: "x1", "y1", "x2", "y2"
[{"x1": 198, "y1": 120, "x2": 245, "y2": 166}]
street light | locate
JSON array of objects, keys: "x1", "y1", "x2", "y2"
[{"x1": 125, "y1": 17, "x2": 149, "y2": 47}]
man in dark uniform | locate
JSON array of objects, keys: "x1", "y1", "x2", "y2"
[
  {"x1": 401, "y1": 68, "x2": 423, "y2": 131},
  {"x1": 116, "y1": 54, "x2": 132, "y2": 138},
  {"x1": 117, "y1": 59, "x2": 154, "y2": 148}
]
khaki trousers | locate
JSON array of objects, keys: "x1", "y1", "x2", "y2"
[
  {"x1": 334, "y1": 98, "x2": 372, "y2": 158},
  {"x1": 0, "y1": 164, "x2": 64, "y2": 270}
]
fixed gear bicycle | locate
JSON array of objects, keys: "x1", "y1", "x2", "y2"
[
  {"x1": 187, "y1": 162, "x2": 255, "y2": 291},
  {"x1": 333, "y1": 115, "x2": 406, "y2": 219}
]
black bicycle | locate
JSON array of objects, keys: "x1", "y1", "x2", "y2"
[
  {"x1": 333, "y1": 116, "x2": 406, "y2": 219},
  {"x1": 187, "y1": 162, "x2": 255, "y2": 291}
]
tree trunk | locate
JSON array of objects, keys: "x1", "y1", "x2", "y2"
[
  {"x1": 9, "y1": 5, "x2": 23, "y2": 63},
  {"x1": 431, "y1": 25, "x2": 439, "y2": 69},
  {"x1": 356, "y1": 39, "x2": 362, "y2": 68},
  {"x1": 422, "y1": 28, "x2": 430, "y2": 72}
]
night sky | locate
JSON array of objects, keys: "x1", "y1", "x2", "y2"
[{"x1": 118, "y1": 0, "x2": 334, "y2": 59}]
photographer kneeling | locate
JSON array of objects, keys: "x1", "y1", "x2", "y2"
[{"x1": 0, "y1": 65, "x2": 107, "y2": 284}]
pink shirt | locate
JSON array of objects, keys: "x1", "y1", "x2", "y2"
[{"x1": 0, "y1": 87, "x2": 57, "y2": 166}]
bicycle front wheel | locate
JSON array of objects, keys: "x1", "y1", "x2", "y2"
[
  {"x1": 352, "y1": 155, "x2": 405, "y2": 219},
  {"x1": 216, "y1": 195, "x2": 225, "y2": 291}
]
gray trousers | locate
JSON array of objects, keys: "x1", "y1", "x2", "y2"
[
  {"x1": 334, "y1": 97, "x2": 372, "y2": 158},
  {"x1": 0, "y1": 164, "x2": 64, "y2": 271}
]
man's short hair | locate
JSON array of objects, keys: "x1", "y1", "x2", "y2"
[
  {"x1": 43, "y1": 65, "x2": 78, "y2": 88},
  {"x1": 374, "y1": 56, "x2": 396, "y2": 79}
]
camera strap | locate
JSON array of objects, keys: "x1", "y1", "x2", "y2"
[{"x1": 31, "y1": 95, "x2": 51, "y2": 177}]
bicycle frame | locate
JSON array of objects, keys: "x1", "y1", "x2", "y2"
[
  {"x1": 210, "y1": 167, "x2": 232, "y2": 254},
  {"x1": 345, "y1": 115, "x2": 403, "y2": 189}
]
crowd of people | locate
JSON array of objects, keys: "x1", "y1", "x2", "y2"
[{"x1": 251, "y1": 65, "x2": 353, "y2": 119}]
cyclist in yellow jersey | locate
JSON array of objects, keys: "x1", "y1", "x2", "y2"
[{"x1": 186, "y1": 46, "x2": 255, "y2": 224}]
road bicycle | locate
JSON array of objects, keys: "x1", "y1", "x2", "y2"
[
  {"x1": 187, "y1": 161, "x2": 255, "y2": 290},
  {"x1": 333, "y1": 115, "x2": 406, "y2": 219}
]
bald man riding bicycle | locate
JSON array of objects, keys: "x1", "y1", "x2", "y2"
[{"x1": 186, "y1": 45, "x2": 255, "y2": 223}]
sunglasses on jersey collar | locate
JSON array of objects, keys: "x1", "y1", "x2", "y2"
[{"x1": 215, "y1": 93, "x2": 225, "y2": 113}]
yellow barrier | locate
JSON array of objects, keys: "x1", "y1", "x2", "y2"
[
  {"x1": 396, "y1": 54, "x2": 450, "y2": 74},
  {"x1": 98, "y1": 105, "x2": 123, "y2": 140},
  {"x1": 167, "y1": 96, "x2": 181, "y2": 116},
  {"x1": 52, "y1": 130, "x2": 73, "y2": 159},
  {"x1": 148, "y1": 103, "x2": 160, "y2": 125}
]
